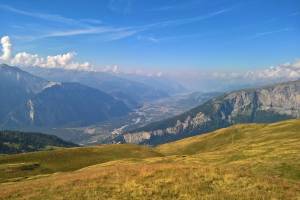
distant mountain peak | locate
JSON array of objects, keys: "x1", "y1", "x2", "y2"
[{"x1": 0, "y1": 64, "x2": 131, "y2": 128}]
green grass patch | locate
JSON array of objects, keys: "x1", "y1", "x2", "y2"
[{"x1": 0, "y1": 144, "x2": 162, "y2": 182}]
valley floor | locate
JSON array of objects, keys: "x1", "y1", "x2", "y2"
[{"x1": 1, "y1": 119, "x2": 300, "y2": 199}]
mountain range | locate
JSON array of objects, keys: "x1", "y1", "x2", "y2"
[
  {"x1": 0, "y1": 64, "x2": 130, "y2": 128},
  {"x1": 3, "y1": 82, "x2": 130, "y2": 127},
  {"x1": 23, "y1": 67, "x2": 185, "y2": 108},
  {"x1": 0, "y1": 65, "x2": 48, "y2": 122},
  {"x1": 3, "y1": 63, "x2": 300, "y2": 147},
  {"x1": 117, "y1": 80, "x2": 300, "y2": 145},
  {"x1": 0, "y1": 64, "x2": 188, "y2": 132}
]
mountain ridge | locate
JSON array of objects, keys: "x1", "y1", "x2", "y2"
[
  {"x1": 0, "y1": 64, "x2": 131, "y2": 128},
  {"x1": 0, "y1": 130, "x2": 77, "y2": 154},
  {"x1": 22, "y1": 67, "x2": 184, "y2": 108},
  {"x1": 119, "y1": 79, "x2": 300, "y2": 145},
  {"x1": 0, "y1": 64, "x2": 48, "y2": 122},
  {"x1": 3, "y1": 82, "x2": 130, "y2": 127}
]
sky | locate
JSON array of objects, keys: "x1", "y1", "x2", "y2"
[{"x1": 0, "y1": 0, "x2": 299, "y2": 74}]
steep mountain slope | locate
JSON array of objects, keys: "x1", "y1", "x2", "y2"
[
  {"x1": 0, "y1": 119, "x2": 299, "y2": 199},
  {"x1": 99, "y1": 92, "x2": 222, "y2": 145},
  {"x1": 23, "y1": 67, "x2": 173, "y2": 108},
  {"x1": 0, "y1": 130, "x2": 77, "y2": 154},
  {"x1": 0, "y1": 64, "x2": 48, "y2": 121},
  {"x1": 3, "y1": 82, "x2": 130, "y2": 127},
  {"x1": 121, "y1": 80, "x2": 300, "y2": 145}
]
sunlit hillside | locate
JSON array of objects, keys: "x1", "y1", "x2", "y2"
[{"x1": 1, "y1": 119, "x2": 300, "y2": 199}]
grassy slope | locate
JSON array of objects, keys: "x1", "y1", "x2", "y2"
[
  {"x1": 157, "y1": 120, "x2": 300, "y2": 180},
  {"x1": 0, "y1": 144, "x2": 162, "y2": 182},
  {"x1": 1, "y1": 119, "x2": 300, "y2": 199}
]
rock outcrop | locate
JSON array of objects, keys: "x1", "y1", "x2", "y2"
[{"x1": 120, "y1": 80, "x2": 300, "y2": 145}]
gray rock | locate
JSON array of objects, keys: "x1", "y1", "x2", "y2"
[{"x1": 120, "y1": 80, "x2": 300, "y2": 145}]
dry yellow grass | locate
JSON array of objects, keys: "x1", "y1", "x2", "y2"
[
  {"x1": 1, "y1": 119, "x2": 300, "y2": 199},
  {"x1": 1, "y1": 159, "x2": 299, "y2": 200},
  {"x1": 0, "y1": 144, "x2": 162, "y2": 182}
]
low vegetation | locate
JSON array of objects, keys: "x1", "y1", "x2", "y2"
[
  {"x1": 0, "y1": 144, "x2": 162, "y2": 182},
  {"x1": 1, "y1": 119, "x2": 300, "y2": 199},
  {"x1": 0, "y1": 130, "x2": 76, "y2": 154}
]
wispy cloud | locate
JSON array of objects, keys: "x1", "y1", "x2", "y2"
[
  {"x1": 79, "y1": 19, "x2": 103, "y2": 25},
  {"x1": 155, "y1": 33, "x2": 209, "y2": 42},
  {"x1": 149, "y1": 1, "x2": 202, "y2": 12},
  {"x1": 137, "y1": 35, "x2": 159, "y2": 43},
  {"x1": 140, "y1": 7, "x2": 234, "y2": 30},
  {"x1": 0, "y1": 4, "x2": 135, "y2": 41},
  {"x1": 41, "y1": 26, "x2": 132, "y2": 38},
  {"x1": 105, "y1": 30, "x2": 139, "y2": 41},
  {"x1": 1, "y1": 4, "x2": 234, "y2": 42},
  {"x1": 0, "y1": 4, "x2": 105, "y2": 27},
  {"x1": 108, "y1": 0, "x2": 133, "y2": 14},
  {"x1": 44, "y1": 28, "x2": 109, "y2": 38},
  {"x1": 250, "y1": 28, "x2": 292, "y2": 39},
  {"x1": 0, "y1": 4, "x2": 83, "y2": 26}
]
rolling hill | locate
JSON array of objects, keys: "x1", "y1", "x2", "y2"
[
  {"x1": 0, "y1": 130, "x2": 77, "y2": 154},
  {"x1": 0, "y1": 119, "x2": 299, "y2": 199},
  {"x1": 0, "y1": 144, "x2": 162, "y2": 183}
]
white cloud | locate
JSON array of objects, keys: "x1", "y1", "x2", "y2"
[
  {"x1": 0, "y1": 36, "x2": 12, "y2": 62},
  {"x1": 2, "y1": 34, "x2": 300, "y2": 82},
  {"x1": 156, "y1": 72, "x2": 163, "y2": 77},
  {"x1": 195, "y1": 60, "x2": 300, "y2": 81},
  {"x1": 252, "y1": 60, "x2": 300, "y2": 80},
  {"x1": 137, "y1": 35, "x2": 159, "y2": 43},
  {"x1": 1, "y1": 36, "x2": 92, "y2": 71},
  {"x1": 11, "y1": 52, "x2": 43, "y2": 67},
  {"x1": 102, "y1": 65, "x2": 120, "y2": 73},
  {"x1": 169, "y1": 59, "x2": 300, "y2": 91}
]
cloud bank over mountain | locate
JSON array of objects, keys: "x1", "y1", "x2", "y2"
[
  {"x1": 0, "y1": 36, "x2": 92, "y2": 71},
  {"x1": 254, "y1": 60, "x2": 300, "y2": 79},
  {"x1": 173, "y1": 60, "x2": 300, "y2": 91},
  {"x1": 1, "y1": 35, "x2": 299, "y2": 91},
  {"x1": 0, "y1": 36, "x2": 12, "y2": 61}
]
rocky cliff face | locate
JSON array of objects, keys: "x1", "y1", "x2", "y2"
[{"x1": 120, "y1": 80, "x2": 300, "y2": 145}]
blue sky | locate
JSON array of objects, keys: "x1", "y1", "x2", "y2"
[{"x1": 0, "y1": 0, "x2": 299, "y2": 72}]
